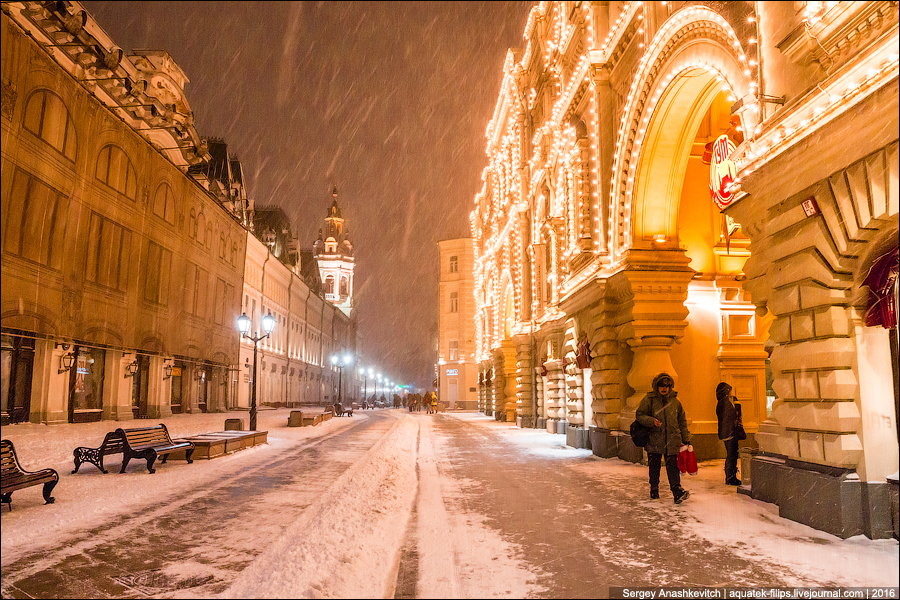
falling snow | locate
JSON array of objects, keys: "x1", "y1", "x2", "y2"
[{"x1": 81, "y1": 1, "x2": 536, "y2": 388}]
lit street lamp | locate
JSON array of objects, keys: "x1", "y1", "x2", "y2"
[
  {"x1": 237, "y1": 310, "x2": 276, "y2": 432},
  {"x1": 330, "y1": 353, "x2": 353, "y2": 404}
]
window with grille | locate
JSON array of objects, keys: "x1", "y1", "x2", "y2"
[
  {"x1": 449, "y1": 255, "x2": 458, "y2": 273},
  {"x1": 449, "y1": 340, "x2": 459, "y2": 361},
  {"x1": 450, "y1": 291, "x2": 458, "y2": 313}
]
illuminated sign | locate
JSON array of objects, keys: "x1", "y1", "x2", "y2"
[
  {"x1": 446, "y1": 368, "x2": 458, "y2": 376},
  {"x1": 709, "y1": 134, "x2": 738, "y2": 210}
]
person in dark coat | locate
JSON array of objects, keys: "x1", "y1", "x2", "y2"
[
  {"x1": 716, "y1": 382, "x2": 741, "y2": 485},
  {"x1": 636, "y1": 372, "x2": 692, "y2": 503}
]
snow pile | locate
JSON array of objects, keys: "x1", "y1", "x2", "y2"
[
  {"x1": 222, "y1": 415, "x2": 418, "y2": 599},
  {"x1": 416, "y1": 416, "x2": 544, "y2": 598}
]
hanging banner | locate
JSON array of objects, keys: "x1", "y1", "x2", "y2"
[{"x1": 709, "y1": 134, "x2": 738, "y2": 210}]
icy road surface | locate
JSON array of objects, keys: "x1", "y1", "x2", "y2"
[{"x1": 1, "y1": 409, "x2": 897, "y2": 598}]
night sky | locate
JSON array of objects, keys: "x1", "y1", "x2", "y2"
[{"x1": 82, "y1": 1, "x2": 535, "y2": 388}]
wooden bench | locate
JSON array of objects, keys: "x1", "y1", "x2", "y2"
[
  {"x1": 333, "y1": 404, "x2": 353, "y2": 417},
  {"x1": 118, "y1": 424, "x2": 195, "y2": 474},
  {"x1": 72, "y1": 431, "x2": 126, "y2": 474},
  {"x1": 1, "y1": 439, "x2": 59, "y2": 510}
]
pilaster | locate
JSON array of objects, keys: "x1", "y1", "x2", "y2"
[{"x1": 514, "y1": 334, "x2": 534, "y2": 428}]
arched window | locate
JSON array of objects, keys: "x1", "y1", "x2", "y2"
[
  {"x1": 340, "y1": 277, "x2": 349, "y2": 297},
  {"x1": 231, "y1": 241, "x2": 238, "y2": 266},
  {"x1": 205, "y1": 223, "x2": 212, "y2": 249},
  {"x1": 220, "y1": 232, "x2": 227, "y2": 258},
  {"x1": 95, "y1": 145, "x2": 137, "y2": 200},
  {"x1": 153, "y1": 182, "x2": 175, "y2": 224},
  {"x1": 188, "y1": 208, "x2": 197, "y2": 238},
  {"x1": 324, "y1": 275, "x2": 335, "y2": 295},
  {"x1": 23, "y1": 90, "x2": 76, "y2": 161}
]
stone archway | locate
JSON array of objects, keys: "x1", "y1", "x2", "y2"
[{"x1": 610, "y1": 10, "x2": 769, "y2": 458}]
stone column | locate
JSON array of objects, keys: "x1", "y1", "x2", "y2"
[
  {"x1": 514, "y1": 334, "x2": 534, "y2": 428},
  {"x1": 495, "y1": 340, "x2": 517, "y2": 422},
  {"x1": 544, "y1": 358, "x2": 564, "y2": 433},
  {"x1": 534, "y1": 366, "x2": 546, "y2": 429}
]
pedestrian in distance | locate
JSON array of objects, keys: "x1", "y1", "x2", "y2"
[
  {"x1": 430, "y1": 394, "x2": 438, "y2": 414},
  {"x1": 635, "y1": 372, "x2": 692, "y2": 504},
  {"x1": 716, "y1": 382, "x2": 742, "y2": 486}
]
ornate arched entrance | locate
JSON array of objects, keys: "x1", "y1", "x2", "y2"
[{"x1": 611, "y1": 9, "x2": 770, "y2": 458}]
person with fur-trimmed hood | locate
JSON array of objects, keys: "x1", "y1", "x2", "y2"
[
  {"x1": 716, "y1": 382, "x2": 741, "y2": 486},
  {"x1": 636, "y1": 372, "x2": 692, "y2": 504}
]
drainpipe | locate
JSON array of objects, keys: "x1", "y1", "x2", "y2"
[{"x1": 531, "y1": 318, "x2": 537, "y2": 428}]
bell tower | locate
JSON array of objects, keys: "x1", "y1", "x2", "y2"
[{"x1": 313, "y1": 187, "x2": 355, "y2": 316}]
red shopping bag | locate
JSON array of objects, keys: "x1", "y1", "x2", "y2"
[{"x1": 677, "y1": 444, "x2": 698, "y2": 475}]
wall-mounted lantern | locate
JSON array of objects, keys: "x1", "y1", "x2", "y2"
[
  {"x1": 124, "y1": 360, "x2": 139, "y2": 378},
  {"x1": 59, "y1": 352, "x2": 75, "y2": 374},
  {"x1": 163, "y1": 364, "x2": 174, "y2": 380}
]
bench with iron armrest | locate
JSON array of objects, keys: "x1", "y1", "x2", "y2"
[
  {"x1": 72, "y1": 430, "x2": 126, "y2": 474},
  {"x1": 1, "y1": 439, "x2": 59, "y2": 510},
  {"x1": 333, "y1": 403, "x2": 353, "y2": 417},
  {"x1": 118, "y1": 424, "x2": 195, "y2": 474}
]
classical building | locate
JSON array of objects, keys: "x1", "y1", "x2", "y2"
[
  {"x1": 313, "y1": 188, "x2": 355, "y2": 317},
  {"x1": 237, "y1": 211, "x2": 356, "y2": 410},
  {"x1": 472, "y1": 1, "x2": 897, "y2": 539},
  {"x1": 1, "y1": 2, "x2": 248, "y2": 423},
  {"x1": 437, "y1": 238, "x2": 478, "y2": 410}
]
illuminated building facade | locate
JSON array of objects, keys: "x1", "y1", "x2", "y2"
[
  {"x1": 472, "y1": 1, "x2": 898, "y2": 538},
  {"x1": 1, "y1": 3, "x2": 247, "y2": 423},
  {"x1": 438, "y1": 238, "x2": 478, "y2": 410}
]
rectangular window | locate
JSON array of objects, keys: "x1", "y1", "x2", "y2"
[
  {"x1": 450, "y1": 291, "x2": 458, "y2": 313},
  {"x1": 4, "y1": 169, "x2": 68, "y2": 269},
  {"x1": 84, "y1": 211, "x2": 130, "y2": 291},
  {"x1": 449, "y1": 340, "x2": 459, "y2": 361},
  {"x1": 184, "y1": 263, "x2": 209, "y2": 318},
  {"x1": 144, "y1": 241, "x2": 172, "y2": 305},
  {"x1": 214, "y1": 278, "x2": 227, "y2": 324},
  {"x1": 449, "y1": 255, "x2": 458, "y2": 273}
]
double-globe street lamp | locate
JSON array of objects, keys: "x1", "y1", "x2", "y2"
[
  {"x1": 237, "y1": 311, "x2": 276, "y2": 432},
  {"x1": 330, "y1": 353, "x2": 353, "y2": 405}
]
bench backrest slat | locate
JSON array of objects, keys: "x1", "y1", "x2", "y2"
[
  {"x1": 2, "y1": 440, "x2": 22, "y2": 476},
  {"x1": 119, "y1": 424, "x2": 174, "y2": 448}
]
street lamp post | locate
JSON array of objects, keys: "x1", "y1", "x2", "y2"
[
  {"x1": 330, "y1": 353, "x2": 353, "y2": 405},
  {"x1": 237, "y1": 310, "x2": 276, "y2": 432}
]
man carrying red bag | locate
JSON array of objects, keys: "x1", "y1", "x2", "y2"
[{"x1": 636, "y1": 372, "x2": 693, "y2": 504}]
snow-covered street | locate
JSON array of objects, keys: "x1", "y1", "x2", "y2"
[{"x1": 1, "y1": 409, "x2": 897, "y2": 598}]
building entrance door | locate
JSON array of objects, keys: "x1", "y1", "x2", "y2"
[
  {"x1": 448, "y1": 377, "x2": 458, "y2": 409},
  {"x1": 1, "y1": 333, "x2": 33, "y2": 425},
  {"x1": 132, "y1": 355, "x2": 149, "y2": 418}
]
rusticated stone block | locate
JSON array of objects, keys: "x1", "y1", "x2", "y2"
[
  {"x1": 814, "y1": 305, "x2": 851, "y2": 337},
  {"x1": 771, "y1": 285, "x2": 800, "y2": 315},
  {"x1": 773, "y1": 337, "x2": 856, "y2": 371},
  {"x1": 769, "y1": 317, "x2": 791, "y2": 344},
  {"x1": 798, "y1": 431, "x2": 826, "y2": 462},
  {"x1": 790, "y1": 311, "x2": 815, "y2": 341},
  {"x1": 823, "y1": 433, "x2": 862, "y2": 467},
  {"x1": 772, "y1": 373, "x2": 796, "y2": 400},
  {"x1": 776, "y1": 400, "x2": 860, "y2": 433},
  {"x1": 591, "y1": 398, "x2": 622, "y2": 413},
  {"x1": 817, "y1": 369, "x2": 858, "y2": 401},
  {"x1": 799, "y1": 281, "x2": 851, "y2": 311},
  {"x1": 794, "y1": 372, "x2": 819, "y2": 399}
]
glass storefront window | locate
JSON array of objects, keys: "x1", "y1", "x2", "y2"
[
  {"x1": 70, "y1": 347, "x2": 104, "y2": 423},
  {"x1": 170, "y1": 362, "x2": 184, "y2": 414}
]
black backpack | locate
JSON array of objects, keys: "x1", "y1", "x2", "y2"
[{"x1": 630, "y1": 419, "x2": 652, "y2": 448}]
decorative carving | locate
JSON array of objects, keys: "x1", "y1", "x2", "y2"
[{"x1": 1, "y1": 81, "x2": 17, "y2": 120}]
